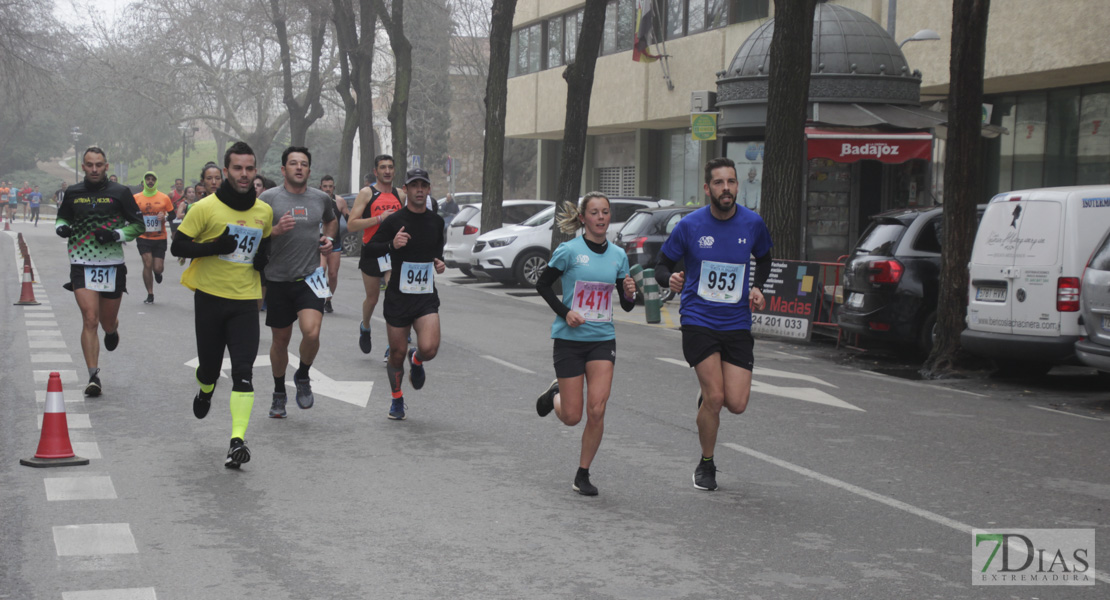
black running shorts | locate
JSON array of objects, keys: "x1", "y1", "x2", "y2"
[
  {"x1": 359, "y1": 245, "x2": 389, "y2": 278},
  {"x1": 681, "y1": 325, "x2": 754, "y2": 371},
  {"x1": 552, "y1": 338, "x2": 616, "y2": 378},
  {"x1": 68, "y1": 263, "x2": 127, "y2": 300},
  {"x1": 383, "y1": 292, "x2": 439, "y2": 328},
  {"x1": 136, "y1": 237, "x2": 167, "y2": 259},
  {"x1": 264, "y1": 279, "x2": 326, "y2": 329}
]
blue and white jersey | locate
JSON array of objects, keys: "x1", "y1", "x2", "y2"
[
  {"x1": 548, "y1": 236, "x2": 630, "y2": 342},
  {"x1": 659, "y1": 205, "x2": 772, "y2": 330}
]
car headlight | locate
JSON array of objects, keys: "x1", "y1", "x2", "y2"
[{"x1": 487, "y1": 236, "x2": 517, "y2": 248}]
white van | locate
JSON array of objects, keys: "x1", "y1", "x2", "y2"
[{"x1": 962, "y1": 185, "x2": 1110, "y2": 374}]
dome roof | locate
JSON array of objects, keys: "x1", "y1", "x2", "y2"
[{"x1": 717, "y1": 2, "x2": 923, "y2": 106}]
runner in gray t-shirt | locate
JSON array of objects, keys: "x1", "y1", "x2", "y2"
[{"x1": 258, "y1": 146, "x2": 338, "y2": 417}]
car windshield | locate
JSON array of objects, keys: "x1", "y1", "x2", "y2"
[
  {"x1": 619, "y1": 211, "x2": 653, "y2": 237},
  {"x1": 522, "y1": 205, "x2": 556, "y2": 226},
  {"x1": 854, "y1": 222, "x2": 906, "y2": 256}
]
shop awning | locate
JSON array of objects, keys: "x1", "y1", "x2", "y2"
[{"x1": 805, "y1": 127, "x2": 933, "y2": 164}]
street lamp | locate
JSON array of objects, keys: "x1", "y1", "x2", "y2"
[
  {"x1": 70, "y1": 127, "x2": 82, "y2": 184},
  {"x1": 899, "y1": 29, "x2": 941, "y2": 49}
]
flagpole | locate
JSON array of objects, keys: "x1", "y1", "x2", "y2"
[{"x1": 650, "y1": 0, "x2": 674, "y2": 90}]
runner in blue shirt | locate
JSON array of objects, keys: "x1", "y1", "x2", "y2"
[
  {"x1": 655, "y1": 157, "x2": 773, "y2": 491},
  {"x1": 535, "y1": 192, "x2": 638, "y2": 496}
]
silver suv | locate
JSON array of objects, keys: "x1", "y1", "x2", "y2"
[{"x1": 1076, "y1": 227, "x2": 1110, "y2": 373}]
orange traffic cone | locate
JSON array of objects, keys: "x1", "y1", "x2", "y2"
[
  {"x1": 21, "y1": 372, "x2": 89, "y2": 467},
  {"x1": 13, "y1": 262, "x2": 39, "y2": 305}
]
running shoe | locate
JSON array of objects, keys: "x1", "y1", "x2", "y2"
[
  {"x1": 84, "y1": 370, "x2": 102, "y2": 397},
  {"x1": 382, "y1": 346, "x2": 390, "y2": 363},
  {"x1": 573, "y1": 470, "x2": 598, "y2": 496},
  {"x1": 193, "y1": 391, "x2": 211, "y2": 419},
  {"x1": 269, "y1": 392, "x2": 287, "y2": 418},
  {"x1": 407, "y1": 347, "x2": 426, "y2": 390},
  {"x1": 104, "y1": 330, "x2": 119, "y2": 351},
  {"x1": 388, "y1": 397, "x2": 406, "y2": 420},
  {"x1": 693, "y1": 458, "x2": 718, "y2": 491},
  {"x1": 225, "y1": 437, "x2": 250, "y2": 469},
  {"x1": 293, "y1": 376, "x2": 314, "y2": 409},
  {"x1": 359, "y1": 323, "x2": 372, "y2": 354},
  {"x1": 154, "y1": 272, "x2": 163, "y2": 284},
  {"x1": 143, "y1": 294, "x2": 154, "y2": 305},
  {"x1": 536, "y1": 379, "x2": 558, "y2": 417},
  {"x1": 323, "y1": 299, "x2": 333, "y2": 313}
]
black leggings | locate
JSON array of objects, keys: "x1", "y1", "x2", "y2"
[{"x1": 194, "y1": 290, "x2": 259, "y2": 393}]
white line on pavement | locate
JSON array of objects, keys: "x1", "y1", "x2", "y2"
[
  {"x1": 62, "y1": 589, "x2": 157, "y2": 600},
  {"x1": 481, "y1": 355, "x2": 535, "y2": 374},
  {"x1": 857, "y1": 369, "x2": 988, "y2": 398},
  {"x1": 722, "y1": 442, "x2": 1110, "y2": 584},
  {"x1": 45, "y1": 476, "x2": 118, "y2": 501},
  {"x1": 1029, "y1": 405, "x2": 1103, "y2": 421},
  {"x1": 52, "y1": 523, "x2": 138, "y2": 556}
]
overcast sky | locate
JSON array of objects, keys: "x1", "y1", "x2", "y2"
[{"x1": 53, "y1": 0, "x2": 131, "y2": 27}]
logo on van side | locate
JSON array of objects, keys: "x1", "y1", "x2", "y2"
[
  {"x1": 985, "y1": 230, "x2": 1047, "y2": 252},
  {"x1": 1081, "y1": 197, "x2": 1110, "y2": 208}
]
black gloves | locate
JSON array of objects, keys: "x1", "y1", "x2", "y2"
[
  {"x1": 55, "y1": 224, "x2": 72, "y2": 238},
  {"x1": 93, "y1": 228, "x2": 120, "y2": 244},
  {"x1": 214, "y1": 227, "x2": 239, "y2": 255}
]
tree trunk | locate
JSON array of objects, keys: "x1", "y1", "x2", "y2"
[
  {"x1": 377, "y1": 0, "x2": 411, "y2": 169},
  {"x1": 923, "y1": 0, "x2": 992, "y2": 378},
  {"x1": 332, "y1": 0, "x2": 360, "y2": 192},
  {"x1": 550, "y1": 0, "x2": 608, "y2": 251},
  {"x1": 357, "y1": 0, "x2": 378, "y2": 180},
  {"x1": 479, "y1": 0, "x2": 518, "y2": 234},
  {"x1": 271, "y1": 0, "x2": 328, "y2": 147},
  {"x1": 761, "y1": 0, "x2": 818, "y2": 261}
]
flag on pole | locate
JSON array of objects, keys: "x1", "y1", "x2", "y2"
[{"x1": 633, "y1": 1, "x2": 661, "y2": 63}]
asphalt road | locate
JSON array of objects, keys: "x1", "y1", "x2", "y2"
[{"x1": 2, "y1": 224, "x2": 1107, "y2": 599}]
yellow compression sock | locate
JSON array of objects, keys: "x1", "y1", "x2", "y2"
[
  {"x1": 195, "y1": 368, "x2": 215, "y2": 394},
  {"x1": 229, "y1": 391, "x2": 254, "y2": 440}
]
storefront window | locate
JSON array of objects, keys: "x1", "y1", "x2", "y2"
[
  {"x1": 1078, "y1": 86, "x2": 1110, "y2": 185},
  {"x1": 661, "y1": 131, "x2": 703, "y2": 205},
  {"x1": 1045, "y1": 89, "x2": 1080, "y2": 187},
  {"x1": 1013, "y1": 93, "x2": 1047, "y2": 190}
]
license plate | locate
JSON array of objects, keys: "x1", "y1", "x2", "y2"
[
  {"x1": 1102, "y1": 316, "x2": 1110, "y2": 331},
  {"x1": 846, "y1": 293, "x2": 864, "y2": 308},
  {"x1": 975, "y1": 286, "x2": 1007, "y2": 302}
]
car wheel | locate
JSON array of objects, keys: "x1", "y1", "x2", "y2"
[
  {"x1": 341, "y1": 232, "x2": 361, "y2": 257},
  {"x1": 514, "y1": 250, "x2": 548, "y2": 287},
  {"x1": 659, "y1": 287, "x2": 676, "y2": 303}
]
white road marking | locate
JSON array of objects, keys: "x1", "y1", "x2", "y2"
[
  {"x1": 723, "y1": 442, "x2": 1110, "y2": 585},
  {"x1": 45, "y1": 476, "x2": 117, "y2": 501},
  {"x1": 39, "y1": 413, "x2": 91, "y2": 429},
  {"x1": 1029, "y1": 405, "x2": 1103, "y2": 421},
  {"x1": 36, "y1": 389, "x2": 85, "y2": 403},
  {"x1": 24, "y1": 321, "x2": 59, "y2": 327},
  {"x1": 30, "y1": 340, "x2": 67, "y2": 349},
  {"x1": 481, "y1": 355, "x2": 535, "y2": 374},
  {"x1": 184, "y1": 354, "x2": 371, "y2": 407},
  {"x1": 857, "y1": 370, "x2": 988, "y2": 398},
  {"x1": 63, "y1": 589, "x2": 157, "y2": 600},
  {"x1": 52, "y1": 523, "x2": 138, "y2": 556},
  {"x1": 770, "y1": 350, "x2": 811, "y2": 360},
  {"x1": 31, "y1": 353, "x2": 73, "y2": 363},
  {"x1": 71, "y1": 442, "x2": 101, "y2": 459},
  {"x1": 34, "y1": 369, "x2": 78, "y2": 383},
  {"x1": 656, "y1": 357, "x2": 861, "y2": 411},
  {"x1": 21, "y1": 305, "x2": 53, "y2": 311},
  {"x1": 27, "y1": 329, "x2": 63, "y2": 336}
]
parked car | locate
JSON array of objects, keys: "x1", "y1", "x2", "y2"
[
  {"x1": 962, "y1": 185, "x2": 1110, "y2": 375},
  {"x1": 1075, "y1": 227, "x2": 1110, "y2": 373},
  {"x1": 443, "y1": 200, "x2": 554, "y2": 276},
  {"x1": 471, "y1": 197, "x2": 661, "y2": 287},
  {"x1": 615, "y1": 206, "x2": 697, "y2": 302},
  {"x1": 339, "y1": 192, "x2": 360, "y2": 257},
  {"x1": 838, "y1": 205, "x2": 983, "y2": 356}
]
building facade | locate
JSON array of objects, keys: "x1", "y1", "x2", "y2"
[{"x1": 505, "y1": 0, "x2": 1110, "y2": 260}]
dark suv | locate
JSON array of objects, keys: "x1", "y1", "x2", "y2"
[
  {"x1": 616, "y1": 206, "x2": 695, "y2": 302},
  {"x1": 839, "y1": 205, "x2": 982, "y2": 355}
]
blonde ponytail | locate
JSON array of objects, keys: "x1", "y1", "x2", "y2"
[{"x1": 556, "y1": 192, "x2": 609, "y2": 235}]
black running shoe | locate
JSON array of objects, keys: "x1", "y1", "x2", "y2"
[
  {"x1": 84, "y1": 370, "x2": 102, "y2": 397},
  {"x1": 536, "y1": 379, "x2": 558, "y2": 417},
  {"x1": 154, "y1": 272, "x2": 162, "y2": 284},
  {"x1": 388, "y1": 397, "x2": 406, "y2": 420},
  {"x1": 293, "y1": 376, "x2": 314, "y2": 409},
  {"x1": 104, "y1": 331, "x2": 119, "y2": 351},
  {"x1": 573, "y1": 470, "x2": 598, "y2": 496},
  {"x1": 193, "y1": 391, "x2": 211, "y2": 419},
  {"x1": 269, "y1": 392, "x2": 287, "y2": 418},
  {"x1": 359, "y1": 323, "x2": 372, "y2": 354},
  {"x1": 693, "y1": 459, "x2": 718, "y2": 491},
  {"x1": 143, "y1": 294, "x2": 154, "y2": 305},
  {"x1": 323, "y1": 299, "x2": 333, "y2": 313},
  {"x1": 225, "y1": 437, "x2": 250, "y2": 469},
  {"x1": 407, "y1": 347, "x2": 426, "y2": 390}
]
